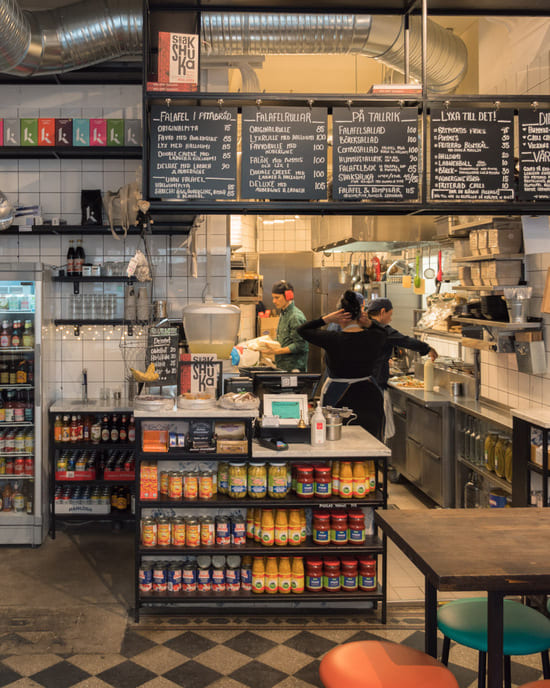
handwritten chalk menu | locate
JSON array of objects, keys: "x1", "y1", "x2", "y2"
[
  {"x1": 430, "y1": 108, "x2": 514, "y2": 201},
  {"x1": 241, "y1": 107, "x2": 328, "y2": 199},
  {"x1": 149, "y1": 105, "x2": 237, "y2": 200},
  {"x1": 518, "y1": 110, "x2": 550, "y2": 201},
  {"x1": 146, "y1": 326, "x2": 179, "y2": 385},
  {"x1": 332, "y1": 107, "x2": 419, "y2": 201}
]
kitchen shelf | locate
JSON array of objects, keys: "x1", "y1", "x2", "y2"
[
  {"x1": 55, "y1": 478, "x2": 134, "y2": 485},
  {"x1": 0, "y1": 348, "x2": 34, "y2": 353},
  {"x1": 56, "y1": 511, "x2": 135, "y2": 521},
  {"x1": 0, "y1": 310, "x2": 34, "y2": 315},
  {"x1": 453, "y1": 254, "x2": 524, "y2": 263},
  {"x1": 0, "y1": 422, "x2": 34, "y2": 427},
  {"x1": 528, "y1": 461, "x2": 544, "y2": 475},
  {"x1": 0, "y1": 146, "x2": 141, "y2": 160},
  {"x1": 138, "y1": 452, "x2": 249, "y2": 461},
  {"x1": 53, "y1": 276, "x2": 135, "y2": 284},
  {"x1": 55, "y1": 319, "x2": 127, "y2": 327},
  {"x1": 413, "y1": 327, "x2": 462, "y2": 341},
  {"x1": 452, "y1": 285, "x2": 521, "y2": 292},
  {"x1": 457, "y1": 455, "x2": 512, "y2": 494},
  {"x1": 139, "y1": 588, "x2": 384, "y2": 604},
  {"x1": 0, "y1": 385, "x2": 34, "y2": 390},
  {"x1": 139, "y1": 536, "x2": 383, "y2": 556},
  {"x1": 448, "y1": 218, "x2": 495, "y2": 237},
  {"x1": 5, "y1": 224, "x2": 193, "y2": 236},
  {"x1": 54, "y1": 442, "x2": 135, "y2": 450},
  {"x1": 140, "y1": 491, "x2": 385, "y2": 509},
  {"x1": 454, "y1": 317, "x2": 540, "y2": 330}
]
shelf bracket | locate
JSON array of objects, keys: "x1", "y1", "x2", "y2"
[
  {"x1": 127, "y1": 323, "x2": 134, "y2": 337},
  {"x1": 73, "y1": 324, "x2": 80, "y2": 337},
  {"x1": 72, "y1": 280, "x2": 80, "y2": 295}
]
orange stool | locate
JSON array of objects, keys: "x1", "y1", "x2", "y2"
[
  {"x1": 518, "y1": 682, "x2": 550, "y2": 687},
  {"x1": 319, "y1": 640, "x2": 459, "y2": 688}
]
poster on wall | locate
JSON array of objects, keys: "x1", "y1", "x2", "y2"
[
  {"x1": 430, "y1": 107, "x2": 515, "y2": 201},
  {"x1": 518, "y1": 109, "x2": 550, "y2": 201},
  {"x1": 241, "y1": 106, "x2": 328, "y2": 199},
  {"x1": 332, "y1": 107, "x2": 420, "y2": 201},
  {"x1": 149, "y1": 105, "x2": 237, "y2": 200}
]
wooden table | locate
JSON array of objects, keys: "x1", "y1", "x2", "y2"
[{"x1": 375, "y1": 508, "x2": 550, "y2": 688}]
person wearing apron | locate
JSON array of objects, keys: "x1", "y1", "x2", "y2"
[{"x1": 297, "y1": 291, "x2": 387, "y2": 440}]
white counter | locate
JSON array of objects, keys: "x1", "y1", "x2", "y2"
[
  {"x1": 512, "y1": 407, "x2": 550, "y2": 429},
  {"x1": 134, "y1": 406, "x2": 258, "y2": 419},
  {"x1": 50, "y1": 399, "x2": 134, "y2": 413},
  {"x1": 252, "y1": 426, "x2": 390, "y2": 459}
]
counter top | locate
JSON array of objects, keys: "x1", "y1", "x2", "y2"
[
  {"x1": 387, "y1": 382, "x2": 449, "y2": 407},
  {"x1": 50, "y1": 399, "x2": 133, "y2": 413},
  {"x1": 512, "y1": 407, "x2": 550, "y2": 428},
  {"x1": 134, "y1": 406, "x2": 258, "y2": 419},
  {"x1": 252, "y1": 426, "x2": 391, "y2": 459}
]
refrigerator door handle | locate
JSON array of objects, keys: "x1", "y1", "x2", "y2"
[{"x1": 35, "y1": 343, "x2": 40, "y2": 406}]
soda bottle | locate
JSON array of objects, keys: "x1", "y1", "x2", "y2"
[
  {"x1": 61, "y1": 415, "x2": 71, "y2": 442},
  {"x1": 76, "y1": 414, "x2": 83, "y2": 441},
  {"x1": 82, "y1": 415, "x2": 91, "y2": 442},
  {"x1": 0, "y1": 361, "x2": 8, "y2": 384},
  {"x1": 16, "y1": 359, "x2": 27, "y2": 384},
  {"x1": 69, "y1": 415, "x2": 78, "y2": 443},
  {"x1": 4, "y1": 391, "x2": 14, "y2": 423},
  {"x1": 24, "y1": 390, "x2": 33, "y2": 422},
  {"x1": 0, "y1": 320, "x2": 11, "y2": 348},
  {"x1": 13, "y1": 391, "x2": 24, "y2": 422},
  {"x1": 74, "y1": 240, "x2": 85, "y2": 276},
  {"x1": 11, "y1": 320, "x2": 21, "y2": 348},
  {"x1": 100, "y1": 416, "x2": 110, "y2": 443},
  {"x1": 127, "y1": 415, "x2": 135, "y2": 443},
  {"x1": 66, "y1": 240, "x2": 75, "y2": 276},
  {"x1": 110, "y1": 414, "x2": 119, "y2": 443}
]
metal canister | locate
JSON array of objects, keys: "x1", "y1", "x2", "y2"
[
  {"x1": 141, "y1": 517, "x2": 157, "y2": 547},
  {"x1": 171, "y1": 516, "x2": 186, "y2": 546},
  {"x1": 168, "y1": 471, "x2": 183, "y2": 500},
  {"x1": 157, "y1": 516, "x2": 171, "y2": 547},
  {"x1": 200, "y1": 516, "x2": 215, "y2": 546},
  {"x1": 181, "y1": 561, "x2": 197, "y2": 592},
  {"x1": 184, "y1": 470, "x2": 199, "y2": 500},
  {"x1": 215, "y1": 515, "x2": 231, "y2": 545},
  {"x1": 186, "y1": 516, "x2": 200, "y2": 547},
  {"x1": 159, "y1": 471, "x2": 169, "y2": 496},
  {"x1": 139, "y1": 561, "x2": 153, "y2": 592},
  {"x1": 167, "y1": 563, "x2": 182, "y2": 593},
  {"x1": 199, "y1": 470, "x2": 214, "y2": 500}
]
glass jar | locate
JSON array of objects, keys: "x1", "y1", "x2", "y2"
[
  {"x1": 295, "y1": 465, "x2": 314, "y2": 498},
  {"x1": 347, "y1": 509, "x2": 366, "y2": 543},
  {"x1": 248, "y1": 462, "x2": 267, "y2": 498},
  {"x1": 268, "y1": 462, "x2": 289, "y2": 499},
  {"x1": 228, "y1": 462, "x2": 247, "y2": 499},
  {"x1": 484, "y1": 431, "x2": 499, "y2": 470},
  {"x1": 504, "y1": 437, "x2": 513, "y2": 483},
  {"x1": 341, "y1": 558, "x2": 359, "y2": 591},
  {"x1": 494, "y1": 435, "x2": 508, "y2": 478},
  {"x1": 305, "y1": 557, "x2": 323, "y2": 591},
  {"x1": 330, "y1": 510, "x2": 348, "y2": 545},
  {"x1": 312, "y1": 511, "x2": 330, "y2": 545},
  {"x1": 217, "y1": 462, "x2": 229, "y2": 495},
  {"x1": 323, "y1": 558, "x2": 341, "y2": 592},
  {"x1": 358, "y1": 555, "x2": 377, "y2": 591},
  {"x1": 314, "y1": 465, "x2": 332, "y2": 497}
]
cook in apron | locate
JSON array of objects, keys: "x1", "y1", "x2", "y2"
[
  {"x1": 320, "y1": 375, "x2": 384, "y2": 439},
  {"x1": 383, "y1": 389, "x2": 396, "y2": 442}
]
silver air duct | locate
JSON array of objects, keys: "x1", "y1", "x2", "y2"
[
  {"x1": 201, "y1": 13, "x2": 468, "y2": 94},
  {"x1": 0, "y1": 0, "x2": 142, "y2": 77}
]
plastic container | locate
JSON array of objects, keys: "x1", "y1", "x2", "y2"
[
  {"x1": 424, "y1": 358, "x2": 434, "y2": 392},
  {"x1": 182, "y1": 300, "x2": 241, "y2": 359}
]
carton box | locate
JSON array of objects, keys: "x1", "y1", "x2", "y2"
[
  {"x1": 38, "y1": 118, "x2": 55, "y2": 146},
  {"x1": 488, "y1": 227, "x2": 523, "y2": 255},
  {"x1": 107, "y1": 119, "x2": 124, "y2": 146},
  {"x1": 55, "y1": 118, "x2": 73, "y2": 146},
  {"x1": 158, "y1": 31, "x2": 199, "y2": 89},
  {"x1": 3, "y1": 119, "x2": 19, "y2": 146},
  {"x1": 140, "y1": 462, "x2": 159, "y2": 500},
  {"x1": 73, "y1": 118, "x2": 89, "y2": 146},
  {"x1": 20, "y1": 118, "x2": 38, "y2": 146},
  {"x1": 124, "y1": 119, "x2": 142, "y2": 146},
  {"x1": 257, "y1": 315, "x2": 279, "y2": 340},
  {"x1": 90, "y1": 118, "x2": 107, "y2": 146}
]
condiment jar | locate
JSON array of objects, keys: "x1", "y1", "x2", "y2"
[
  {"x1": 295, "y1": 465, "x2": 314, "y2": 498},
  {"x1": 358, "y1": 555, "x2": 377, "y2": 591},
  {"x1": 341, "y1": 557, "x2": 359, "y2": 591},
  {"x1": 312, "y1": 510, "x2": 330, "y2": 545},
  {"x1": 248, "y1": 462, "x2": 267, "y2": 498},
  {"x1": 228, "y1": 462, "x2": 247, "y2": 498},
  {"x1": 323, "y1": 557, "x2": 341, "y2": 591},
  {"x1": 314, "y1": 465, "x2": 332, "y2": 498},
  {"x1": 268, "y1": 462, "x2": 288, "y2": 498},
  {"x1": 305, "y1": 557, "x2": 324, "y2": 591},
  {"x1": 330, "y1": 510, "x2": 348, "y2": 545},
  {"x1": 347, "y1": 508, "x2": 366, "y2": 544}
]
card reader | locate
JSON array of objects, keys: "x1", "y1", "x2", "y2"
[{"x1": 257, "y1": 437, "x2": 289, "y2": 451}]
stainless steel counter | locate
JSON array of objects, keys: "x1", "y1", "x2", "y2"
[{"x1": 50, "y1": 399, "x2": 134, "y2": 413}]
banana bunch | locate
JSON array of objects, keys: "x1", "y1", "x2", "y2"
[{"x1": 130, "y1": 363, "x2": 159, "y2": 383}]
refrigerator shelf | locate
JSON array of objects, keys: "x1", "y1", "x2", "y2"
[
  {"x1": 0, "y1": 512, "x2": 33, "y2": 522},
  {"x1": 0, "y1": 385, "x2": 34, "y2": 390},
  {"x1": 0, "y1": 474, "x2": 34, "y2": 479},
  {"x1": 0, "y1": 348, "x2": 34, "y2": 353},
  {"x1": 0, "y1": 453, "x2": 34, "y2": 456},
  {"x1": 0, "y1": 422, "x2": 34, "y2": 427},
  {"x1": 0, "y1": 310, "x2": 35, "y2": 315}
]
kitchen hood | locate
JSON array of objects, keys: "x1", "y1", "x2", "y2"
[{"x1": 311, "y1": 215, "x2": 444, "y2": 252}]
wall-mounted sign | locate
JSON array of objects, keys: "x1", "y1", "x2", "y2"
[{"x1": 518, "y1": 109, "x2": 550, "y2": 201}]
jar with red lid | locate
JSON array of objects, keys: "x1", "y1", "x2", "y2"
[
  {"x1": 330, "y1": 510, "x2": 348, "y2": 544},
  {"x1": 347, "y1": 508, "x2": 366, "y2": 544},
  {"x1": 295, "y1": 465, "x2": 314, "y2": 498},
  {"x1": 314, "y1": 465, "x2": 332, "y2": 497},
  {"x1": 341, "y1": 557, "x2": 358, "y2": 591},
  {"x1": 323, "y1": 557, "x2": 341, "y2": 591},
  {"x1": 312, "y1": 511, "x2": 330, "y2": 545},
  {"x1": 305, "y1": 557, "x2": 323, "y2": 591},
  {"x1": 358, "y1": 555, "x2": 377, "y2": 591}
]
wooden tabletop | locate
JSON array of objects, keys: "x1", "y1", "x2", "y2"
[{"x1": 375, "y1": 508, "x2": 550, "y2": 592}]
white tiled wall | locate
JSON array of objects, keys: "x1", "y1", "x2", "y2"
[{"x1": 258, "y1": 216, "x2": 311, "y2": 252}]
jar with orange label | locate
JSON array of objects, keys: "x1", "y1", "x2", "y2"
[
  {"x1": 200, "y1": 515, "x2": 215, "y2": 546},
  {"x1": 186, "y1": 516, "x2": 200, "y2": 547},
  {"x1": 159, "y1": 470, "x2": 169, "y2": 496},
  {"x1": 171, "y1": 516, "x2": 186, "y2": 546},
  {"x1": 352, "y1": 462, "x2": 367, "y2": 498},
  {"x1": 275, "y1": 509, "x2": 288, "y2": 546},
  {"x1": 183, "y1": 470, "x2": 199, "y2": 500},
  {"x1": 156, "y1": 516, "x2": 171, "y2": 546},
  {"x1": 331, "y1": 461, "x2": 340, "y2": 495},
  {"x1": 141, "y1": 516, "x2": 157, "y2": 547},
  {"x1": 261, "y1": 509, "x2": 275, "y2": 546},
  {"x1": 339, "y1": 461, "x2": 353, "y2": 498},
  {"x1": 295, "y1": 465, "x2": 314, "y2": 498},
  {"x1": 168, "y1": 471, "x2": 183, "y2": 500},
  {"x1": 199, "y1": 470, "x2": 214, "y2": 500},
  {"x1": 265, "y1": 556, "x2": 278, "y2": 594},
  {"x1": 288, "y1": 508, "x2": 302, "y2": 546}
]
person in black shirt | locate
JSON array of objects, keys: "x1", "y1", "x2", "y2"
[
  {"x1": 367, "y1": 297, "x2": 437, "y2": 440},
  {"x1": 297, "y1": 291, "x2": 388, "y2": 439}
]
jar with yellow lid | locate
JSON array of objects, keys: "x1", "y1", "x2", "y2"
[
  {"x1": 494, "y1": 435, "x2": 507, "y2": 478},
  {"x1": 248, "y1": 462, "x2": 267, "y2": 498},
  {"x1": 268, "y1": 462, "x2": 289, "y2": 499},
  {"x1": 484, "y1": 432, "x2": 499, "y2": 471},
  {"x1": 228, "y1": 462, "x2": 247, "y2": 499}
]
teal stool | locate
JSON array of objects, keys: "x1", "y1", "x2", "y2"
[{"x1": 438, "y1": 598, "x2": 550, "y2": 688}]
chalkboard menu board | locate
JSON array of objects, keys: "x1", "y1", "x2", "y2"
[
  {"x1": 149, "y1": 105, "x2": 237, "y2": 200},
  {"x1": 430, "y1": 107, "x2": 514, "y2": 201},
  {"x1": 332, "y1": 107, "x2": 419, "y2": 201},
  {"x1": 241, "y1": 107, "x2": 328, "y2": 199},
  {"x1": 146, "y1": 326, "x2": 179, "y2": 386},
  {"x1": 518, "y1": 110, "x2": 550, "y2": 201}
]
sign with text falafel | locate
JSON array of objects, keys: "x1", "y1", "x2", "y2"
[
  {"x1": 332, "y1": 107, "x2": 419, "y2": 201},
  {"x1": 241, "y1": 106, "x2": 328, "y2": 199}
]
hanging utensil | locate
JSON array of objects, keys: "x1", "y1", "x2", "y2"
[
  {"x1": 338, "y1": 262, "x2": 347, "y2": 284},
  {"x1": 435, "y1": 249, "x2": 443, "y2": 294},
  {"x1": 372, "y1": 256, "x2": 381, "y2": 282},
  {"x1": 424, "y1": 247, "x2": 435, "y2": 279},
  {"x1": 414, "y1": 253, "x2": 421, "y2": 289}
]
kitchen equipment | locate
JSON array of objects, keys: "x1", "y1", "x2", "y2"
[
  {"x1": 338, "y1": 263, "x2": 347, "y2": 284},
  {"x1": 325, "y1": 410, "x2": 343, "y2": 441},
  {"x1": 414, "y1": 254, "x2": 421, "y2": 288},
  {"x1": 480, "y1": 295, "x2": 509, "y2": 322},
  {"x1": 435, "y1": 250, "x2": 443, "y2": 293},
  {"x1": 183, "y1": 299, "x2": 241, "y2": 359},
  {"x1": 451, "y1": 382, "x2": 464, "y2": 398},
  {"x1": 153, "y1": 299, "x2": 167, "y2": 320},
  {"x1": 424, "y1": 247, "x2": 435, "y2": 279}
]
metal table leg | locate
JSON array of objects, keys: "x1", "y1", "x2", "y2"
[
  {"x1": 487, "y1": 590, "x2": 504, "y2": 688},
  {"x1": 425, "y1": 577, "x2": 438, "y2": 658}
]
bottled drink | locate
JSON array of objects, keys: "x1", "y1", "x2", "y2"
[
  {"x1": 8, "y1": 358, "x2": 16, "y2": 385},
  {"x1": 424, "y1": 358, "x2": 435, "y2": 392},
  {"x1": 4, "y1": 391, "x2": 14, "y2": 423},
  {"x1": 16, "y1": 359, "x2": 27, "y2": 384},
  {"x1": 66, "y1": 240, "x2": 75, "y2": 276},
  {"x1": 127, "y1": 415, "x2": 135, "y2": 443},
  {"x1": 11, "y1": 320, "x2": 21, "y2": 348},
  {"x1": 110, "y1": 415, "x2": 119, "y2": 443},
  {"x1": 74, "y1": 240, "x2": 85, "y2": 276},
  {"x1": 265, "y1": 557, "x2": 278, "y2": 594},
  {"x1": 13, "y1": 392, "x2": 24, "y2": 422},
  {"x1": 82, "y1": 415, "x2": 91, "y2": 442},
  {"x1": 0, "y1": 361, "x2": 8, "y2": 384},
  {"x1": 352, "y1": 461, "x2": 367, "y2": 498},
  {"x1": 100, "y1": 416, "x2": 110, "y2": 443},
  {"x1": 27, "y1": 360, "x2": 33, "y2": 385},
  {"x1": 278, "y1": 556, "x2": 292, "y2": 594},
  {"x1": 0, "y1": 392, "x2": 5, "y2": 423},
  {"x1": 69, "y1": 415, "x2": 78, "y2": 443},
  {"x1": 291, "y1": 556, "x2": 305, "y2": 594},
  {"x1": 339, "y1": 461, "x2": 353, "y2": 499},
  {"x1": 61, "y1": 415, "x2": 71, "y2": 442},
  {"x1": 91, "y1": 416, "x2": 102, "y2": 444},
  {"x1": 76, "y1": 414, "x2": 83, "y2": 441},
  {"x1": 22, "y1": 320, "x2": 34, "y2": 348},
  {"x1": 251, "y1": 556, "x2": 265, "y2": 594},
  {"x1": 0, "y1": 320, "x2": 11, "y2": 348},
  {"x1": 274, "y1": 509, "x2": 288, "y2": 546},
  {"x1": 260, "y1": 508, "x2": 274, "y2": 547},
  {"x1": 119, "y1": 414, "x2": 128, "y2": 442},
  {"x1": 23, "y1": 391, "x2": 32, "y2": 422}
]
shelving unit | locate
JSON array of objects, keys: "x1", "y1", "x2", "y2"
[
  {"x1": 512, "y1": 408, "x2": 550, "y2": 508},
  {"x1": 134, "y1": 413, "x2": 390, "y2": 621},
  {"x1": 0, "y1": 146, "x2": 141, "y2": 160},
  {"x1": 453, "y1": 254, "x2": 524, "y2": 263}
]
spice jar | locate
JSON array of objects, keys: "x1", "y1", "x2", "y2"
[
  {"x1": 295, "y1": 465, "x2": 314, "y2": 498},
  {"x1": 341, "y1": 557, "x2": 358, "y2": 591},
  {"x1": 314, "y1": 465, "x2": 332, "y2": 497},
  {"x1": 358, "y1": 555, "x2": 377, "y2": 591},
  {"x1": 305, "y1": 557, "x2": 323, "y2": 591},
  {"x1": 312, "y1": 510, "x2": 330, "y2": 545},
  {"x1": 347, "y1": 508, "x2": 366, "y2": 544},
  {"x1": 330, "y1": 510, "x2": 348, "y2": 545},
  {"x1": 228, "y1": 462, "x2": 247, "y2": 498},
  {"x1": 268, "y1": 462, "x2": 289, "y2": 498},
  {"x1": 323, "y1": 557, "x2": 341, "y2": 591},
  {"x1": 248, "y1": 462, "x2": 267, "y2": 498}
]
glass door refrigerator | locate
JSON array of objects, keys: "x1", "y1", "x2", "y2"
[{"x1": 0, "y1": 264, "x2": 53, "y2": 545}]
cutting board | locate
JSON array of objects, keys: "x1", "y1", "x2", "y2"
[{"x1": 542, "y1": 267, "x2": 550, "y2": 313}]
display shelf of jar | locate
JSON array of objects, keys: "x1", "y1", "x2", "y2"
[
  {"x1": 139, "y1": 587, "x2": 384, "y2": 604},
  {"x1": 456, "y1": 455, "x2": 512, "y2": 494},
  {"x1": 0, "y1": 347, "x2": 34, "y2": 353},
  {"x1": 54, "y1": 441, "x2": 135, "y2": 450},
  {"x1": 57, "y1": 511, "x2": 135, "y2": 521},
  {"x1": 0, "y1": 310, "x2": 35, "y2": 315},
  {"x1": 452, "y1": 253, "x2": 524, "y2": 263},
  {"x1": 140, "y1": 492, "x2": 385, "y2": 509},
  {"x1": 138, "y1": 451, "x2": 249, "y2": 461},
  {"x1": 55, "y1": 478, "x2": 134, "y2": 486},
  {"x1": 0, "y1": 422, "x2": 34, "y2": 427},
  {"x1": 0, "y1": 474, "x2": 34, "y2": 480}
]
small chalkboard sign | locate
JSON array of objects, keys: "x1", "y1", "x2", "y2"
[
  {"x1": 332, "y1": 107, "x2": 419, "y2": 201},
  {"x1": 519, "y1": 109, "x2": 550, "y2": 201},
  {"x1": 149, "y1": 105, "x2": 238, "y2": 200},
  {"x1": 430, "y1": 107, "x2": 515, "y2": 201},
  {"x1": 241, "y1": 106, "x2": 328, "y2": 199},
  {"x1": 146, "y1": 326, "x2": 179, "y2": 386}
]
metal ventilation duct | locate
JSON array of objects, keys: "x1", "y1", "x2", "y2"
[
  {"x1": 202, "y1": 13, "x2": 468, "y2": 94},
  {"x1": 0, "y1": 0, "x2": 142, "y2": 77}
]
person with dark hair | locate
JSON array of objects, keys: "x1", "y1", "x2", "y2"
[
  {"x1": 264, "y1": 280, "x2": 309, "y2": 372},
  {"x1": 297, "y1": 290, "x2": 388, "y2": 439},
  {"x1": 367, "y1": 297, "x2": 437, "y2": 440}
]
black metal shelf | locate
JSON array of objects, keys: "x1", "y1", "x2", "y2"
[
  {"x1": 0, "y1": 146, "x2": 141, "y2": 160},
  {"x1": 139, "y1": 535, "x2": 383, "y2": 556},
  {"x1": 53, "y1": 276, "x2": 136, "y2": 284},
  {"x1": 55, "y1": 478, "x2": 134, "y2": 485},
  {"x1": 138, "y1": 451, "x2": 249, "y2": 461},
  {"x1": 457, "y1": 456, "x2": 512, "y2": 494},
  {"x1": 139, "y1": 588, "x2": 384, "y2": 603},
  {"x1": 139, "y1": 491, "x2": 385, "y2": 509},
  {"x1": 528, "y1": 462, "x2": 544, "y2": 475},
  {"x1": 54, "y1": 442, "x2": 135, "y2": 450},
  {"x1": 55, "y1": 511, "x2": 135, "y2": 521},
  {"x1": 6, "y1": 224, "x2": 192, "y2": 236}
]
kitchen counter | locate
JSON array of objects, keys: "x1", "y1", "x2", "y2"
[
  {"x1": 512, "y1": 407, "x2": 550, "y2": 429},
  {"x1": 50, "y1": 399, "x2": 134, "y2": 413},
  {"x1": 253, "y1": 426, "x2": 390, "y2": 459},
  {"x1": 134, "y1": 406, "x2": 258, "y2": 419},
  {"x1": 387, "y1": 382, "x2": 450, "y2": 408}
]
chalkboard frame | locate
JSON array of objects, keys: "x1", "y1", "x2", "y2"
[{"x1": 145, "y1": 325, "x2": 180, "y2": 387}]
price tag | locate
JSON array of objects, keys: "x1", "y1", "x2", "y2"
[
  {"x1": 281, "y1": 375, "x2": 298, "y2": 388},
  {"x1": 261, "y1": 416, "x2": 280, "y2": 427}
]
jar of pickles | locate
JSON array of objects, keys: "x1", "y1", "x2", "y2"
[
  {"x1": 228, "y1": 462, "x2": 247, "y2": 499},
  {"x1": 484, "y1": 432, "x2": 499, "y2": 471},
  {"x1": 504, "y1": 437, "x2": 513, "y2": 483},
  {"x1": 494, "y1": 434, "x2": 508, "y2": 478},
  {"x1": 248, "y1": 462, "x2": 267, "y2": 498},
  {"x1": 268, "y1": 462, "x2": 289, "y2": 499}
]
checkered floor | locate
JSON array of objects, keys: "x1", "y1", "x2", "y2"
[{"x1": 0, "y1": 623, "x2": 545, "y2": 688}]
